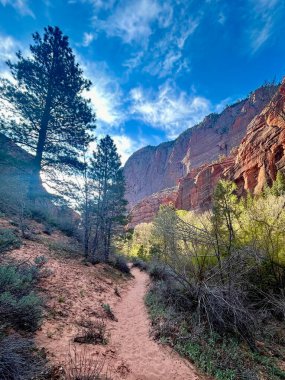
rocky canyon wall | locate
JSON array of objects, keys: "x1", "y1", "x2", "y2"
[
  {"x1": 125, "y1": 83, "x2": 285, "y2": 227},
  {"x1": 124, "y1": 85, "x2": 276, "y2": 210}
]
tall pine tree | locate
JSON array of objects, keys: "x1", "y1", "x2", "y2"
[
  {"x1": 0, "y1": 26, "x2": 96, "y2": 197},
  {"x1": 90, "y1": 135, "x2": 127, "y2": 262}
]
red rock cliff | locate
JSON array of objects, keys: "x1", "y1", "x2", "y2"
[
  {"x1": 124, "y1": 85, "x2": 276, "y2": 211},
  {"x1": 125, "y1": 84, "x2": 279, "y2": 226}
]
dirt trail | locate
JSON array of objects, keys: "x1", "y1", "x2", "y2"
[
  {"x1": 5, "y1": 224, "x2": 203, "y2": 379},
  {"x1": 109, "y1": 268, "x2": 201, "y2": 380}
]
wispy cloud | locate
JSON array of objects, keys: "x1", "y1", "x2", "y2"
[
  {"x1": 247, "y1": 0, "x2": 281, "y2": 54},
  {"x1": 130, "y1": 81, "x2": 211, "y2": 139},
  {"x1": 0, "y1": 0, "x2": 34, "y2": 17},
  {"x1": 88, "y1": 133, "x2": 147, "y2": 165},
  {"x1": 140, "y1": 13, "x2": 200, "y2": 78},
  {"x1": 81, "y1": 61, "x2": 124, "y2": 129},
  {"x1": 112, "y1": 134, "x2": 148, "y2": 164},
  {"x1": 0, "y1": 33, "x2": 22, "y2": 79},
  {"x1": 81, "y1": 32, "x2": 95, "y2": 47},
  {"x1": 95, "y1": 0, "x2": 172, "y2": 46}
]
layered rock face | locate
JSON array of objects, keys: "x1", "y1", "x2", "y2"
[
  {"x1": 231, "y1": 85, "x2": 285, "y2": 194},
  {"x1": 125, "y1": 83, "x2": 285, "y2": 227},
  {"x1": 124, "y1": 85, "x2": 276, "y2": 210},
  {"x1": 128, "y1": 187, "x2": 178, "y2": 227}
]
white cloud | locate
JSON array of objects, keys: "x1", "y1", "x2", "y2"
[
  {"x1": 0, "y1": 0, "x2": 34, "y2": 17},
  {"x1": 123, "y1": 52, "x2": 144, "y2": 71},
  {"x1": 217, "y1": 11, "x2": 226, "y2": 25},
  {"x1": 87, "y1": 84, "x2": 122, "y2": 126},
  {"x1": 112, "y1": 135, "x2": 147, "y2": 165},
  {"x1": 77, "y1": 58, "x2": 125, "y2": 130},
  {"x1": 247, "y1": 0, "x2": 281, "y2": 54},
  {"x1": 95, "y1": 0, "x2": 172, "y2": 46},
  {"x1": 130, "y1": 81, "x2": 211, "y2": 139},
  {"x1": 143, "y1": 16, "x2": 199, "y2": 77},
  {"x1": 0, "y1": 34, "x2": 22, "y2": 80},
  {"x1": 0, "y1": 34, "x2": 18, "y2": 61},
  {"x1": 82, "y1": 32, "x2": 95, "y2": 47},
  {"x1": 88, "y1": 133, "x2": 147, "y2": 165}
]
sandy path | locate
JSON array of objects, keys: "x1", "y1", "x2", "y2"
[{"x1": 109, "y1": 268, "x2": 201, "y2": 380}]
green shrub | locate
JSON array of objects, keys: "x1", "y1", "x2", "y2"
[
  {"x1": 0, "y1": 264, "x2": 40, "y2": 295},
  {"x1": 148, "y1": 262, "x2": 171, "y2": 281},
  {"x1": 34, "y1": 255, "x2": 48, "y2": 267},
  {"x1": 146, "y1": 282, "x2": 285, "y2": 380},
  {"x1": 132, "y1": 258, "x2": 148, "y2": 271},
  {"x1": 102, "y1": 303, "x2": 116, "y2": 320},
  {"x1": 0, "y1": 264, "x2": 43, "y2": 331},
  {"x1": 0, "y1": 291, "x2": 42, "y2": 331},
  {"x1": 75, "y1": 319, "x2": 108, "y2": 345},
  {"x1": 108, "y1": 254, "x2": 130, "y2": 274},
  {"x1": 0, "y1": 228, "x2": 21, "y2": 253}
]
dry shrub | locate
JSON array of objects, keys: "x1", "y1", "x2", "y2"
[
  {"x1": 65, "y1": 346, "x2": 110, "y2": 380},
  {"x1": 195, "y1": 284, "x2": 256, "y2": 348},
  {"x1": 0, "y1": 335, "x2": 45, "y2": 379},
  {"x1": 102, "y1": 304, "x2": 116, "y2": 321},
  {"x1": 74, "y1": 319, "x2": 108, "y2": 345}
]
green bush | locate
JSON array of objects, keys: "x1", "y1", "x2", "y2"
[
  {"x1": 0, "y1": 228, "x2": 21, "y2": 253},
  {"x1": 0, "y1": 264, "x2": 43, "y2": 331},
  {"x1": 148, "y1": 262, "x2": 171, "y2": 281},
  {"x1": 0, "y1": 291, "x2": 42, "y2": 331},
  {"x1": 0, "y1": 264, "x2": 40, "y2": 295},
  {"x1": 108, "y1": 254, "x2": 130, "y2": 274},
  {"x1": 132, "y1": 258, "x2": 148, "y2": 271}
]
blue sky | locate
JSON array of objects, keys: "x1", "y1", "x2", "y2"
[{"x1": 0, "y1": 0, "x2": 285, "y2": 163}]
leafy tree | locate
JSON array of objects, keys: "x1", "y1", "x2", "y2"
[
  {"x1": 212, "y1": 180, "x2": 239, "y2": 257},
  {"x1": 271, "y1": 171, "x2": 285, "y2": 196},
  {"x1": 0, "y1": 26, "x2": 96, "y2": 198},
  {"x1": 90, "y1": 135, "x2": 127, "y2": 262}
]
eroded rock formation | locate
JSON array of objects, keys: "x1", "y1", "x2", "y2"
[
  {"x1": 124, "y1": 84, "x2": 276, "y2": 211},
  {"x1": 125, "y1": 82, "x2": 285, "y2": 227}
]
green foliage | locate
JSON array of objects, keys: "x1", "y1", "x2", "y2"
[
  {"x1": 271, "y1": 171, "x2": 285, "y2": 196},
  {"x1": 148, "y1": 262, "x2": 171, "y2": 281},
  {"x1": 0, "y1": 264, "x2": 43, "y2": 331},
  {"x1": 132, "y1": 258, "x2": 148, "y2": 271},
  {"x1": 138, "y1": 177, "x2": 285, "y2": 379},
  {"x1": 88, "y1": 135, "x2": 127, "y2": 262},
  {"x1": 0, "y1": 228, "x2": 21, "y2": 253},
  {"x1": 75, "y1": 318, "x2": 108, "y2": 345},
  {"x1": 34, "y1": 255, "x2": 48, "y2": 267},
  {"x1": 0, "y1": 26, "x2": 95, "y2": 178},
  {"x1": 108, "y1": 254, "x2": 130, "y2": 274},
  {"x1": 0, "y1": 291, "x2": 42, "y2": 331}
]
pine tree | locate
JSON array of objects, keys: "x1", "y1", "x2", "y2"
[
  {"x1": 90, "y1": 135, "x2": 127, "y2": 262},
  {"x1": 0, "y1": 26, "x2": 96, "y2": 198}
]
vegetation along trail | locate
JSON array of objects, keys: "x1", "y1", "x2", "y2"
[{"x1": 109, "y1": 267, "x2": 202, "y2": 380}]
